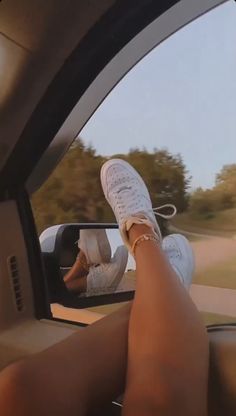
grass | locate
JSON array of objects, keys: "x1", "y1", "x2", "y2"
[
  {"x1": 201, "y1": 312, "x2": 236, "y2": 325},
  {"x1": 172, "y1": 208, "x2": 236, "y2": 238},
  {"x1": 193, "y1": 256, "x2": 236, "y2": 289}
]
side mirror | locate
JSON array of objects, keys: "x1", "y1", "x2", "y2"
[{"x1": 40, "y1": 223, "x2": 135, "y2": 308}]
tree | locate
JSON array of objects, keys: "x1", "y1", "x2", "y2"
[
  {"x1": 215, "y1": 164, "x2": 236, "y2": 208},
  {"x1": 189, "y1": 188, "x2": 217, "y2": 216},
  {"x1": 32, "y1": 139, "x2": 106, "y2": 233},
  {"x1": 216, "y1": 164, "x2": 236, "y2": 185},
  {"x1": 188, "y1": 164, "x2": 236, "y2": 216},
  {"x1": 32, "y1": 139, "x2": 190, "y2": 234},
  {"x1": 125, "y1": 148, "x2": 190, "y2": 212}
]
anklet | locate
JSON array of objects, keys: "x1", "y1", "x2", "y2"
[{"x1": 131, "y1": 233, "x2": 160, "y2": 256}]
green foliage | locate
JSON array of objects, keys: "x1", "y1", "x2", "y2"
[
  {"x1": 122, "y1": 148, "x2": 190, "y2": 211},
  {"x1": 215, "y1": 164, "x2": 236, "y2": 208},
  {"x1": 216, "y1": 164, "x2": 236, "y2": 185},
  {"x1": 189, "y1": 164, "x2": 236, "y2": 217},
  {"x1": 31, "y1": 138, "x2": 190, "y2": 234},
  {"x1": 189, "y1": 188, "x2": 217, "y2": 216}
]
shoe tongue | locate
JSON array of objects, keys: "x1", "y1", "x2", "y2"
[
  {"x1": 120, "y1": 214, "x2": 161, "y2": 256},
  {"x1": 125, "y1": 215, "x2": 153, "y2": 233}
]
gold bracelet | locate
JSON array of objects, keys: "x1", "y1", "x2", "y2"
[{"x1": 131, "y1": 233, "x2": 160, "y2": 256}]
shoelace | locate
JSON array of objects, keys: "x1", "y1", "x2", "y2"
[{"x1": 152, "y1": 204, "x2": 177, "y2": 220}]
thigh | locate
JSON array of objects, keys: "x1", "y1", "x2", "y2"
[{"x1": 0, "y1": 303, "x2": 131, "y2": 416}]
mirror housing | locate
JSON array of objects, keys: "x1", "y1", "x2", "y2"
[{"x1": 40, "y1": 223, "x2": 135, "y2": 308}]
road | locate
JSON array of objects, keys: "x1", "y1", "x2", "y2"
[
  {"x1": 191, "y1": 235, "x2": 236, "y2": 272},
  {"x1": 190, "y1": 284, "x2": 236, "y2": 317},
  {"x1": 181, "y1": 229, "x2": 236, "y2": 317}
]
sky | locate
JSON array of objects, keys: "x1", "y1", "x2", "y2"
[{"x1": 81, "y1": 1, "x2": 236, "y2": 190}]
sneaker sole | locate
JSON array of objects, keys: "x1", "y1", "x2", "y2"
[{"x1": 81, "y1": 229, "x2": 112, "y2": 265}]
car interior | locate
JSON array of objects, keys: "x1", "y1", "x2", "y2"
[{"x1": 0, "y1": 0, "x2": 236, "y2": 414}]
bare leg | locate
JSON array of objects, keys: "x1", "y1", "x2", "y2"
[
  {"x1": 63, "y1": 251, "x2": 89, "y2": 283},
  {"x1": 63, "y1": 251, "x2": 89, "y2": 293},
  {"x1": 122, "y1": 224, "x2": 209, "y2": 416},
  {"x1": 0, "y1": 303, "x2": 131, "y2": 416},
  {"x1": 99, "y1": 158, "x2": 209, "y2": 416},
  {"x1": 65, "y1": 275, "x2": 87, "y2": 292},
  {"x1": 0, "y1": 226, "x2": 207, "y2": 416},
  {"x1": 0, "y1": 157, "x2": 209, "y2": 416}
]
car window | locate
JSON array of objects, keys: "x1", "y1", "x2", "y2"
[{"x1": 32, "y1": 1, "x2": 236, "y2": 326}]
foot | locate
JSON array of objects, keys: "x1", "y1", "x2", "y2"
[
  {"x1": 162, "y1": 234, "x2": 194, "y2": 289},
  {"x1": 78, "y1": 229, "x2": 111, "y2": 266},
  {"x1": 86, "y1": 246, "x2": 128, "y2": 296},
  {"x1": 100, "y1": 158, "x2": 176, "y2": 252}
]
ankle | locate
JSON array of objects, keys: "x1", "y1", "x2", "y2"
[
  {"x1": 78, "y1": 251, "x2": 89, "y2": 272},
  {"x1": 128, "y1": 224, "x2": 154, "y2": 245}
]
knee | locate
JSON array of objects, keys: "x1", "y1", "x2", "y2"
[{"x1": 0, "y1": 360, "x2": 32, "y2": 415}]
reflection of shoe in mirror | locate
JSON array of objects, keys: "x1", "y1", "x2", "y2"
[
  {"x1": 78, "y1": 229, "x2": 111, "y2": 266},
  {"x1": 162, "y1": 234, "x2": 194, "y2": 290},
  {"x1": 100, "y1": 158, "x2": 176, "y2": 253},
  {"x1": 86, "y1": 245, "x2": 128, "y2": 296}
]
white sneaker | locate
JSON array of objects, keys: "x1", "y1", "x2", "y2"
[
  {"x1": 78, "y1": 229, "x2": 111, "y2": 265},
  {"x1": 86, "y1": 245, "x2": 128, "y2": 296},
  {"x1": 162, "y1": 234, "x2": 194, "y2": 289},
  {"x1": 100, "y1": 159, "x2": 176, "y2": 252}
]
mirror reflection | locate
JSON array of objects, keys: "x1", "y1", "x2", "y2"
[{"x1": 40, "y1": 226, "x2": 136, "y2": 300}]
